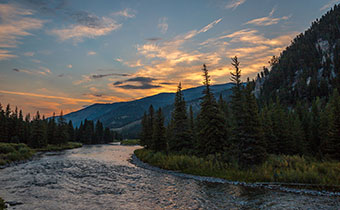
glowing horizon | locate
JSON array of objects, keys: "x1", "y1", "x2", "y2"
[{"x1": 0, "y1": 0, "x2": 338, "y2": 116}]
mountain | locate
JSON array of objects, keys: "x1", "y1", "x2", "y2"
[
  {"x1": 256, "y1": 4, "x2": 340, "y2": 104},
  {"x1": 62, "y1": 83, "x2": 235, "y2": 138}
]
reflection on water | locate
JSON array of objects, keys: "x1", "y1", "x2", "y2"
[{"x1": 0, "y1": 144, "x2": 339, "y2": 210}]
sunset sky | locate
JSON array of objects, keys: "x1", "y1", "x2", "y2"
[{"x1": 0, "y1": 0, "x2": 338, "y2": 116}]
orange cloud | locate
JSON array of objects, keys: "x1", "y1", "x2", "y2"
[
  {"x1": 0, "y1": 3, "x2": 44, "y2": 60},
  {"x1": 244, "y1": 7, "x2": 291, "y2": 26}
]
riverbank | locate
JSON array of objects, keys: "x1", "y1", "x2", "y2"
[
  {"x1": 0, "y1": 142, "x2": 82, "y2": 167},
  {"x1": 0, "y1": 143, "x2": 35, "y2": 166},
  {"x1": 0, "y1": 197, "x2": 5, "y2": 210},
  {"x1": 134, "y1": 149, "x2": 340, "y2": 187},
  {"x1": 121, "y1": 139, "x2": 140, "y2": 145},
  {"x1": 35, "y1": 142, "x2": 82, "y2": 152}
]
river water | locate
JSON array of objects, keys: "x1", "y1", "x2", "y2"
[{"x1": 0, "y1": 144, "x2": 339, "y2": 210}]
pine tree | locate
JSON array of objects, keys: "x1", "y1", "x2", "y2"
[
  {"x1": 95, "y1": 120, "x2": 103, "y2": 143},
  {"x1": 239, "y1": 83, "x2": 267, "y2": 167},
  {"x1": 229, "y1": 57, "x2": 246, "y2": 160},
  {"x1": 47, "y1": 113, "x2": 57, "y2": 144},
  {"x1": 325, "y1": 89, "x2": 340, "y2": 160},
  {"x1": 319, "y1": 103, "x2": 332, "y2": 157},
  {"x1": 103, "y1": 127, "x2": 112, "y2": 143},
  {"x1": 271, "y1": 98, "x2": 292, "y2": 155},
  {"x1": 152, "y1": 108, "x2": 166, "y2": 151},
  {"x1": 142, "y1": 105, "x2": 155, "y2": 148},
  {"x1": 310, "y1": 98, "x2": 321, "y2": 155},
  {"x1": 197, "y1": 64, "x2": 228, "y2": 156},
  {"x1": 56, "y1": 111, "x2": 68, "y2": 145},
  {"x1": 188, "y1": 105, "x2": 196, "y2": 140},
  {"x1": 289, "y1": 112, "x2": 306, "y2": 155},
  {"x1": 0, "y1": 103, "x2": 4, "y2": 142},
  {"x1": 168, "y1": 83, "x2": 192, "y2": 152},
  {"x1": 29, "y1": 111, "x2": 47, "y2": 148},
  {"x1": 68, "y1": 120, "x2": 75, "y2": 142},
  {"x1": 17, "y1": 109, "x2": 25, "y2": 143},
  {"x1": 23, "y1": 113, "x2": 31, "y2": 144},
  {"x1": 260, "y1": 104, "x2": 276, "y2": 154},
  {"x1": 140, "y1": 112, "x2": 148, "y2": 147}
]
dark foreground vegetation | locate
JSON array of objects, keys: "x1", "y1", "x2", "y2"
[
  {"x1": 0, "y1": 197, "x2": 5, "y2": 210},
  {"x1": 121, "y1": 139, "x2": 140, "y2": 145},
  {"x1": 135, "y1": 149, "x2": 340, "y2": 186},
  {"x1": 35, "y1": 142, "x2": 82, "y2": 152},
  {"x1": 137, "y1": 5, "x2": 340, "y2": 185},
  {"x1": 0, "y1": 143, "x2": 34, "y2": 166},
  {"x1": 0, "y1": 142, "x2": 82, "y2": 166},
  {"x1": 0, "y1": 101, "x2": 121, "y2": 166},
  {"x1": 0, "y1": 105, "x2": 120, "y2": 147},
  {"x1": 139, "y1": 47, "x2": 340, "y2": 184}
]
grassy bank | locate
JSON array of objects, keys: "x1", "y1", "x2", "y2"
[
  {"x1": 121, "y1": 139, "x2": 140, "y2": 145},
  {"x1": 0, "y1": 197, "x2": 5, "y2": 210},
  {"x1": 134, "y1": 149, "x2": 340, "y2": 186},
  {"x1": 35, "y1": 142, "x2": 82, "y2": 152},
  {"x1": 0, "y1": 143, "x2": 35, "y2": 166},
  {"x1": 0, "y1": 142, "x2": 82, "y2": 166}
]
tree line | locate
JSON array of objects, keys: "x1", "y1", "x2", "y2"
[
  {"x1": 0, "y1": 106, "x2": 120, "y2": 148},
  {"x1": 140, "y1": 57, "x2": 340, "y2": 168},
  {"x1": 261, "y1": 4, "x2": 340, "y2": 104}
]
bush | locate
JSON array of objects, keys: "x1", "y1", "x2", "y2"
[
  {"x1": 121, "y1": 139, "x2": 140, "y2": 145},
  {"x1": 134, "y1": 149, "x2": 340, "y2": 186},
  {"x1": 0, "y1": 143, "x2": 35, "y2": 166},
  {"x1": 0, "y1": 197, "x2": 5, "y2": 210},
  {"x1": 36, "y1": 142, "x2": 82, "y2": 152}
]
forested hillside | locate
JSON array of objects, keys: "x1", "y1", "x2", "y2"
[
  {"x1": 62, "y1": 83, "x2": 234, "y2": 138},
  {"x1": 258, "y1": 5, "x2": 340, "y2": 104}
]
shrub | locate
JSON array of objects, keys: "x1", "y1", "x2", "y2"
[
  {"x1": 0, "y1": 143, "x2": 35, "y2": 166},
  {"x1": 0, "y1": 197, "x2": 5, "y2": 210},
  {"x1": 134, "y1": 149, "x2": 340, "y2": 185},
  {"x1": 121, "y1": 139, "x2": 140, "y2": 145}
]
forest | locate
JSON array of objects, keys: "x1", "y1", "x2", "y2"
[
  {"x1": 0, "y1": 107, "x2": 120, "y2": 149},
  {"x1": 139, "y1": 57, "x2": 340, "y2": 169}
]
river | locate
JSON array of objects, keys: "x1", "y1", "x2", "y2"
[{"x1": 0, "y1": 144, "x2": 339, "y2": 209}]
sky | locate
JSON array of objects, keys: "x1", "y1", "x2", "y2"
[{"x1": 0, "y1": 0, "x2": 338, "y2": 116}]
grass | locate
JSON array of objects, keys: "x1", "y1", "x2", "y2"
[
  {"x1": 121, "y1": 139, "x2": 140, "y2": 145},
  {"x1": 35, "y1": 142, "x2": 82, "y2": 152},
  {"x1": 0, "y1": 142, "x2": 82, "y2": 166},
  {"x1": 0, "y1": 143, "x2": 35, "y2": 166},
  {"x1": 134, "y1": 149, "x2": 340, "y2": 186},
  {"x1": 0, "y1": 197, "x2": 5, "y2": 210}
]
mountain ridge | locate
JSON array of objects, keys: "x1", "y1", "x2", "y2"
[{"x1": 62, "y1": 82, "x2": 235, "y2": 137}]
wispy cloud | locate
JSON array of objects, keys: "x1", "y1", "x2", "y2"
[
  {"x1": 132, "y1": 25, "x2": 296, "y2": 97},
  {"x1": 158, "y1": 17, "x2": 168, "y2": 34},
  {"x1": 244, "y1": 7, "x2": 291, "y2": 26},
  {"x1": 31, "y1": 59, "x2": 41, "y2": 63},
  {"x1": 12, "y1": 66, "x2": 52, "y2": 76},
  {"x1": 114, "y1": 77, "x2": 161, "y2": 89},
  {"x1": 116, "y1": 58, "x2": 143, "y2": 68},
  {"x1": 321, "y1": 0, "x2": 340, "y2": 11},
  {"x1": 91, "y1": 73, "x2": 130, "y2": 79},
  {"x1": 0, "y1": 89, "x2": 94, "y2": 103},
  {"x1": 73, "y1": 72, "x2": 130, "y2": 85},
  {"x1": 111, "y1": 8, "x2": 136, "y2": 18},
  {"x1": 87, "y1": 51, "x2": 96, "y2": 55},
  {"x1": 50, "y1": 12, "x2": 121, "y2": 42},
  {"x1": 23, "y1": 51, "x2": 34, "y2": 56},
  {"x1": 145, "y1": 37, "x2": 162, "y2": 42},
  {"x1": 0, "y1": 50, "x2": 17, "y2": 60},
  {"x1": 0, "y1": 3, "x2": 44, "y2": 60},
  {"x1": 183, "y1": 18, "x2": 222, "y2": 40},
  {"x1": 225, "y1": 0, "x2": 246, "y2": 10}
]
